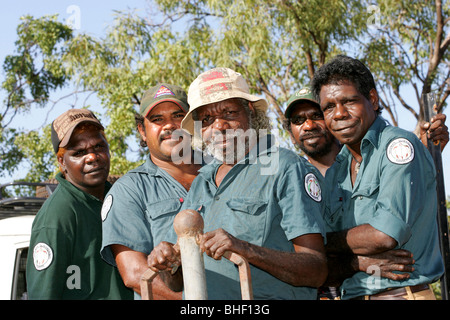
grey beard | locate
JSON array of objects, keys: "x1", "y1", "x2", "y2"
[{"x1": 204, "y1": 129, "x2": 257, "y2": 164}]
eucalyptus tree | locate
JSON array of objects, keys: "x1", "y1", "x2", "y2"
[{"x1": 1, "y1": 0, "x2": 448, "y2": 182}]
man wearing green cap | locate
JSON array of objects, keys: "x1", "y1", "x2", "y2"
[
  {"x1": 283, "y1": 87, "x2": 342, "y2": 177},
  {"x1": 100, "y1": 83, "x2": 202, "y2": 299},
  {"x1": 283, "y1": 87, "x2": 448, "y2": 177},
  {"x1": 283, "y1": 84, "x2": 448, "y2": 299}
]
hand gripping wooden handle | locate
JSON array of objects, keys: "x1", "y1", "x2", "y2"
[
  {"x1": 140, "y1": 251, "x2": 254, "y2": 300},
  {"x1": 140, "y1": 209, "x2": 253, "y2": 300}
]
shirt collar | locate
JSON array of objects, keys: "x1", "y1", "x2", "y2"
[
  {"x1": 55, "y1": 171, "x2": 111, "y2": 202},
  {"x1": 362, "y1": 116, "x2": 388, "y2": 150},
  {"x1": 130, "y1": 156, "x2": 159, "y2": 176}
]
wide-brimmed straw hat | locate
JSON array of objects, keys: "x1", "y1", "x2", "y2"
[{"x1": 181, "y1": 67, "x2": 268, "y2": 135}]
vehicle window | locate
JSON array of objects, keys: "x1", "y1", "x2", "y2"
[{"x1": 12, "y1": 247, "x2": 28, "y2": 300}]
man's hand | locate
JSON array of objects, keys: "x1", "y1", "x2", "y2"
[
  {"x1": 355, "y1": 249, "x2": 415, "y2": 281},
  {"x1": 147, "y1": 241, "x2": 183, "y2": 292},
  {"x1": 147, "y1": 241, "x2": 181, "y2": 273},
  {"x1": 420, "y1": 113, "x2": 448, "y2": 152},
  {"x1": 198, "y1": 228, "x2": 244, "y2": 260},
  {"x1": 199, "y1": 229, "x2": 327, "y2": 287}
]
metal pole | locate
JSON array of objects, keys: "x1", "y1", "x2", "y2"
[{"x1": 423, "y1": 91, "x2": 450, "y2": 300}]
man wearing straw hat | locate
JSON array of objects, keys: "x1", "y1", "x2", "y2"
[{"x1": 148, "y1": 67, "x2": 328, "y2": 299}]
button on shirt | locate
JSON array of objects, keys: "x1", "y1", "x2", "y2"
[
  {"x1": 177, "y1": 135, "x2": 326, "y2": 299},
  {"x1": 324, "y1": 117, "x2": 444, "y2": 299},
  {"x1": 100, "y1": 157, "x2": 189, "y2": 298}
]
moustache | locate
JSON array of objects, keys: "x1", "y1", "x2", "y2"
[
  {"x1": 207, "y1": 130, "x2": 241, "y2": 144},
  {"x1": 299, "y1": 130, "x2": 326, "y2": 141},
  {"x1": 159, "y1": 130, "x2": 177, "y2": 141}
]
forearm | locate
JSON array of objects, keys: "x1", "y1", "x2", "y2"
[
  {"x1": 120, "y1": 263, "x2": 181, "y2": 298},
  {"x1": 112, "y1": 244, "x2": 182, "y2": 299},
  {"x1": 324, "y1": 249, "x2": 414, "y2": 286},
  {"x1": 238, "y1": 240, "x2": 327, "y2": 287},
  {"x1": 146, "y1": 241, "x2": 184, "y2": 294},
  {"x1": 323, "y1": 254, "x2": 355, "y2": 287},
  {"x1": 200, "y1": 229, "x2": 327, "y2": 287},
  {"x1": 326, "y1": 224, "x2": 397, "y2": 255},
  {"x1": 158, "y1": 268, "x2": 184, "y2": 293}
]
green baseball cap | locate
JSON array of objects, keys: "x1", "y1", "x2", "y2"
[
  {"x1": 139, "y1": 83, "x2": 189, "y2": 117},
  {"x1": 284, "y1": 87, "x2": 320, "y2": 118}
]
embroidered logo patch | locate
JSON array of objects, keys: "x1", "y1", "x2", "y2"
[
  {"x1": 296, "y1": 88, "x2": 310, "y2": 96},
  {"x1": 101, "y1": 194, "x2": 113, "y2": 222},
  {"x1": 33, "y1": 242, "x2": 53, "y2": 271},
  {"x1": 154, "y1": 85, "x2": 175, "y2": 98},
  {"x1": 200, "y1": 70, "x2": 227, "y2": 83},
  {"x1": 304, "y1": 173, "x2": 322, "y2": 202},
  {"x1": 387, "y1": 138, "x2": 414, "y2": 164}
]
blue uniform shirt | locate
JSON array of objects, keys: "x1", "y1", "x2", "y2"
[
  {"x1": 324, "y1": 117, "x2": 444, "y2": 299},
  {"x1": 100, "y1": 156, "x2": 189, "y2": 298},
  {"x1": 177, "y1": 135, "x2": 326, "y2": 299}
]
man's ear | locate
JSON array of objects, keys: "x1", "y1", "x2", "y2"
[
  {"x1": 57, "y1": 155, "x2": 66, "y2": 174},
  {"x1": 288, "y1": 131, "x2": 298, "y2": 146},
  {"x1": 248, "y1": 102, "x2": 256, "y2": 116},
  {"x1": 137, "y1": 122, "x2": 147, "y2": 142},
  {"x1": 369, "y1": 88, "x2": 380, "y2": 112}
]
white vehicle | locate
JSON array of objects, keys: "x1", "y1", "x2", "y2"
[{"x1": 0, "y1": 182, "x2": 56, "y2": 300}]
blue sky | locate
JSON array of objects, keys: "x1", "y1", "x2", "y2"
[
  {"x1": 1, "y1": 1, "x2": 450, "y2": 201},
  {"x1": 0, "y1": 0, "x2": 149, "y2": 181}
]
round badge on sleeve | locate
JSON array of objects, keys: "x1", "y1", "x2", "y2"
[
  {"x1": 101, "y1": 194, "x2": 113, "y2": 221},
  {"x1": 304, "y1": 173, "x2": 322, "y2": 202},
  {"x1": 387, "y1": 138, "x2": 414, "y2": 164},
  {"x1": 33, "y1": 242, "x2": 53, "y2": 271}
]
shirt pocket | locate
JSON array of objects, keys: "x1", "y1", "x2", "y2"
[
  {"x1": 352, "y1": 183, "x2": 379, "y2": 225},
  {"x1": 224, "y1": 197, "x2": 268, "y2": 246},
  {"x1": 145, "y1": 198, "x2": 182, "y2": 244}
]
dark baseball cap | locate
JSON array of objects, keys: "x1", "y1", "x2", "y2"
[
  {"x1": 139, "y1": 83, "x2": 189, "y2": 117},
  {"x1": 284, "y1": 87, "x2": 320, "y2": 118},
  {"x1": 51, "y1": 109, "x2": 104, "y2": 153}
]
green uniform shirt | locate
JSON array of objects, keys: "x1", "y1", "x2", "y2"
[
  {"x1": 178, "y1": 135, "x2": 326, "y2": 299},
  {"x1": 26, "y1": 173, "x2": 132, "y2": 300},
  {"x1": 324, "y1": 117, "x2": 444, "y2": 299}
]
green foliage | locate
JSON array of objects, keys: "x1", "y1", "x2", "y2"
[
  {"x1": 362, "y1": 0, "x2": 449, "y2": 125},
  {"x1": 63, "y1": 10, "x2": 208, "y2": 176},
  {"x1": 13, "y1": 125, "x2": 56, "y2": 182},
  {"x1": 1, "y1": 15, "x2": 73, "y2": 181},
  {"x1": 2, "y1": 15, "x2": 72, "y2": 115},
  {"x1": 1, "y1": 1, "x2": 448, "y2": 184},
  {"x1": 0, "y1": 127, "x2": 24, "y2": 178}
]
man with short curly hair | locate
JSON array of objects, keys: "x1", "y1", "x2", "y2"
[{"x1": 310, "y1": 55, "x2": 444, "y2": 300}]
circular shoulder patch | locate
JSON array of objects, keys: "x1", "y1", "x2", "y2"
[
  {"x1": 101, "y1": 194, "x2": 113, "y2": 221},
  {"x1": 33, "y1": 242, "x2": 53, "y2": 271},
  {"x1": 304, "y1": 173, "x2": 322, "y2": 202},
  {"x1": 386, "y1": 138, "x2": 414, "y2": 164}
]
